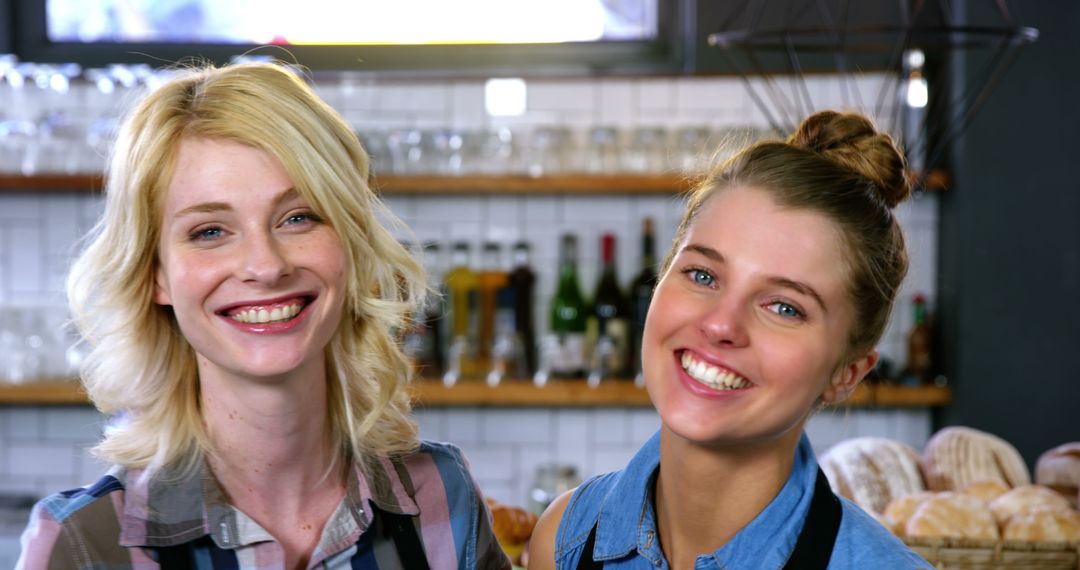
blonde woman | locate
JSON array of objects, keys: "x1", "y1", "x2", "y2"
[
  {"x1": 529, "y1": 112, "x2": 931, "y2": 569},
  {"x1": 18, "y1": 62, "x2": 510, "y2": 570}
]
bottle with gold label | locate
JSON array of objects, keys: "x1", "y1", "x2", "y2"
[{"x1": 444, "y1": 241, "x2": 479, "y2": 383}]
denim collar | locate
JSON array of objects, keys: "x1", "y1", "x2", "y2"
[{"x1": 592, "y1": 431, "x2": 819, "y2": 567}]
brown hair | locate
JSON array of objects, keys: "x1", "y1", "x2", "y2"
[{"x1": 664, "y1": 110, "x2": 910, "y2": 356}]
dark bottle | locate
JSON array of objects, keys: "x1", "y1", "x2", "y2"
[
  {"x1": 905, "y1": 293, "x2": 933, "y2": 385},
  {"x1": 588, "y1": 233, "x2": 630, "y2": 379},
  {"x1": 507, "y1": 241, "x2": 537, "y2": 375},
  {"x1": 629, "y1": 217, "x2": 659, "y2": 382},
  {"x1": 549, "y1": 234, "x2": 587, "y2": 378},
  {"x1": 418, "y1": 241, "x2": 446, "y2": 376},
  {"x1": 477, "y1": 241, "x2": 508, "y2": 373}
]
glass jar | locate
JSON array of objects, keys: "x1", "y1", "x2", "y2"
[{"x1": 528, "y1": 463, "x2": 581, "y2": 515}]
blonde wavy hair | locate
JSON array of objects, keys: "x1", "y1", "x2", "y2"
[{"x1": 67, "y1": 61, "x2": 425, "y2": 473}]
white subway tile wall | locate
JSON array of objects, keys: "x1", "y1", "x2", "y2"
[
  {"x1": 0, "y1": 73, "x2": 938, "y2": 509},
  {"x1": 0, "y1": 404, "x2": 929, "y2": 507}
]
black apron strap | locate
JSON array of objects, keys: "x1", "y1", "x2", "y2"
[
  {"x1": 575, "y1": 523, "x2": 602, "y2": 570},
  {"x1": 575, "y1": 467, "x2": 842, "y2": 570},
  {"x1": 155, "y1": 543, "x2": 192, "y2": 569},
  {"x1": 782, "y1": 467, "x2": 843, "y2": 570},
  {"x1": 382, "y1": 510, "x2": 431, "y2": 570}
]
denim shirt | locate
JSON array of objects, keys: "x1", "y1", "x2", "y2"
[{"x1": 554, "y1": 431, "x2": 931, "y2": 569}]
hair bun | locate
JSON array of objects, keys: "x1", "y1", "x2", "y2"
[{"x1": 788, "y1": 110, "x2": 911, "y2": 208}]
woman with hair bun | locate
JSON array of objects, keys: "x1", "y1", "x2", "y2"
[
  {"x1": 18, "y1": 62, "x2": 510, "y2": 570},
  {"x1": 529, "y1": 111, "x2": 930, "y2": 569}
]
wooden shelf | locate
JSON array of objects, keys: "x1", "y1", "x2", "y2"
[
  {"x1": 0, "y1": 379, "x2": 950, "y2": 408},
  {"x1": 0, "y1": 170, "x2": 950, "y2": 195},
  {"x1": 371, "y1": 174, "x2": 697, "y2": 194},
  {"x1": 0, "y1": 173, "x2": 696, "y2": 195},
  {"x1": 0, "y1": 380, "x2": 88, "y2": 404}
]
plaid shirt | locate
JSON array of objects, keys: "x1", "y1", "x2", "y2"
[{"x1": 17, "y1": 441, "x2": 511, "y2": 570}]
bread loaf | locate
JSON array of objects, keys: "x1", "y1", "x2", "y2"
[
  {"x1": 488, "y1": 499, "x2": 538, "y2": 545},
  {"x1": 1035, "y1": 442, "x2": 1080, "y2": 505},
  {"x1": 1002, "y1": 506, "x2": 1080, "y2": 542},
  {"x1": 920, "y1": 426, "x2": 1030, "y2": 491},
  {"x1": 820, "y1": 437, "x2": 925, "y2": 514},
  {"x1": 958, "y1": 479, "x2": 1010, "y2": 504},
  {"x1": 988, "y1": 484, "x2": 1074, "y2": 526},
  {"x1": 905, "y1": 492, "x2": 999, "y2": 540},
  {"x1": 883, "y1": 491, "x2": 936, "y2": 536}
]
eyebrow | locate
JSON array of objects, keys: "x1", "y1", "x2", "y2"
[
  {"x1": 172, "y1": 187, "x2": 300, "y2": 219},
  {"x1": 682, "y1": 243, "x2": 829, "y2": 314}
]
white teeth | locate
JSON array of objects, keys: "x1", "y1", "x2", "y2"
[
  {"x1": 680, "y1": 352, "x2": 749, "y2": 391},
  {"x1": 230, "y1": 303, "x2": 303, "y2": 324}
]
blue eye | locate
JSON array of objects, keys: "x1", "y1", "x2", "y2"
[
  {"x1": 767, "y1": 302, "x2": 804, "y2": 320},
  {"x1": 189, "y1": 226, "x2": 223, "y2": 241},
  {"x1": 283, "y1": 212, "x2": 322, "y2": 226},
  {"x1": 685, "y1": 268, "x2": 715, "y2": 287}
]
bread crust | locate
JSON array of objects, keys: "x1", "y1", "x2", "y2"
[
  {"x1": 905, "y1": 492, "x2": 999, "y2": 540},
  {"x1": 1035, "y1": 442, "x2": 1080, "y2": 505},
  {"x1": 988, "y1": 484, "x2": 1074, "y2": 526},
  {"x1": 920, "y1": 426, "x2": 1030, "y2": 492},
  {"x1": 820, "y1": 436, "x2": 925, "y2": 514},
  {"x1": 1002, "y1": 506, "x2": 1080, "y2": 542}
]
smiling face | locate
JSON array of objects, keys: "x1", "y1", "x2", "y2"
[
  {"x1": 153, "y1": 137, "x2": 348, "y2": 384},
  {"x1": 643, "y1": 187, "x2": 877, "y2": 451}
]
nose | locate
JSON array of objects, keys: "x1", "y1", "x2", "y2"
[
  {"x1": 699, "y1": 296, "x2": 750, "y2": 347},
  {"x1": 238, "y1": 232, "x2": 293, "y2": 285}
]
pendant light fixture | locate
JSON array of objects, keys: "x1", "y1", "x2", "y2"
[{"x1": 706, "y1": 1, "x2": 1038, "y2": 190}]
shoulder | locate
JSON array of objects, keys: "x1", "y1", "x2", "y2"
[
  {"x1": 830, "y1": 498, "x2": 933, "y2": 569},
  {"x1": 528, "y1": 470, "x2": 622, "y2": 570},
  {"x1": 528, "y1": 488, "x2": 575, "y2": 570},
  {"x1": 19, "y1": 473, "x2": 128, "y2": 569},
  {"x1": 396, "y1": 440, "x2": 476, "y2": 494}
]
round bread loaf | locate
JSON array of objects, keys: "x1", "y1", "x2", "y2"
[
  {"x1": 988, "y1": 484, "x2": 1074, "y2": 526},
  {"x1": 820, "y1": 437, "x2": 925, "y2": 515},
  {"x1": 1002, "y1": 506, "x2": 1080, "y2": 542},
  {"x1": 958, "y1": 479, "x2": 1010, "y2": 504},
  {"x1": 884, "y1": 491, "x2": 936, "y2": 536},
  {"x1": 905, "y1": 492, "x2": 999, "y2": 540},
  {"x1": 1035, "y1": 442, "x2": 1080, "y2": 505},
  {"x1": 920, "y1": 426, "x2": 1030, "y2": 492}
]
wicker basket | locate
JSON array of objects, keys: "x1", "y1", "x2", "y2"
[{"x1": 905, "y1": 537, "x2": 1080, "y2": 569}]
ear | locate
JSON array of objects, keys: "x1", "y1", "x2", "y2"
[
  {"x1": 821, "y1": 350, "x2": 878, "y2": 404},
  {"x1": 152, "y1": 266, "x2": 172, "y2": 306}
]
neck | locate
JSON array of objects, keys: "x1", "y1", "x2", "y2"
[
  {"x1": 198, "y1": 355, "x2": 344, "y2": 506},
  {"x1": 654, "y1": 427, "x2": 803, "y2": 569}
]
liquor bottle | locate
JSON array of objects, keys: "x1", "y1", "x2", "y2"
[
  {"x1": 444, "y1": 242, "x2": 479, "y2": 382},
  {"x1": 416, "y1": 241, "x2": 445, "y2": 377},
  {"x1": 587, "y1": 233, "x2": 630, "y2": 380},
  {"x1": 507, "y1": 241, "x2": 537, "y2": 376},
  {"x1": 549, "y1": 234, "x2": 587, "y2": 378},
  {"x1": 477, "y1": 241, "x2": 508, "y2": 373},
  {"x1": 905, "y1": 293, "x2": 933, "y2": 385},
  {"x1": 629, "y1": 218, "x2": 659, "y2": 382},
  {"x1": 487, "y1": 286, "x2": 529, "y2": 386}
]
